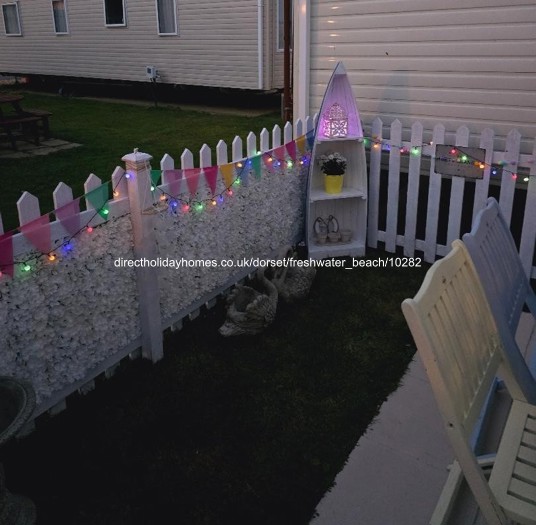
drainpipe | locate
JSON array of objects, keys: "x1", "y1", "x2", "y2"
[
  {"x1": 257, "y1": 0, "x2": 264, "y2": 90},
  {"x1": 283, "y1": 0, "x2": 292, "y2": 122},
  {"x1": 293, "y1": 0, "x2": 310, "y2": 122}
]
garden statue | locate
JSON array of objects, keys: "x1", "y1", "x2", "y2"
[
  {"x1": 219, "y1": 268, "x2": 278, "y2": 337},
  {"x1": 269, "y1": 246, "x2": 316, "y2": 303}
]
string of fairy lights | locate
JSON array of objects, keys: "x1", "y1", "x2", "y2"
[
  {"x1": 0, "y1": 131, "x2": 533, "y2": 279},
  {"x1": 0, "y1": 135, "x2": 314, "y2": 277}
]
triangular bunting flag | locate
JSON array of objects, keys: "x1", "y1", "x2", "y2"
[
  {"x1": 19, "y1": 214, "x2": 51, "y2": 255},
  {"x1": 306, "y1": 130, "x2": 315, "y2": 150},
  {"x1": 86, "y1": 183, "x2": 110, "y2": 219},
  {"x1": 296, "y1": 135, "x2": 306, "y2": 155},
  {"x1": 55, "y1": 198, "x2": 81, "y2": 237},
  {"x1": 286, "y1": 140, "x2": 297, "y2": 161},
  {"x1": 251, "y1": 155, "x2": 262, "y2": 179},
  {"x1": 204, "y1": 166, "x2": 219, "y2": 195},
  {"x1": 0, "y1": 231, "x2": 14, "y2": 277},
  {"x1": 221, "y1": 163, "x2": 235, "y2": 189},
  {"x1": 150, "y1": 169, "x2": 162, "y2": 187},
  {"x1": 285, "y1": 140, "x2": 296, "y2": 161},
  {"x1": 184, "y1": 167, "x2": 201, "y2": 197},
  {"x1": 274, "y1": 145, "x2": 287, "y2": 163},
  {"x1": 163, "y1": 169, "x2": 182, "y2": 197}
]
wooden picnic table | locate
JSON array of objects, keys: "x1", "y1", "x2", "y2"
[{"x1": 0, "y1": 93, "x2": 52, "y2": 150}]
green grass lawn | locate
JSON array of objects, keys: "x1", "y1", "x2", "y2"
[
  {"x1": 0, "y1": 91, "x2": 426, "y2": 524},
  {"x1": 2, "y1": 252, "x2": 426, "y2": 525},
  {"x1": 0, "y1": 90, "x2": 281, "y2": 231}
]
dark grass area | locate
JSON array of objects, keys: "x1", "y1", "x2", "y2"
[
  {"x1": 1, "y1": 253, "x2": 427, "y2": 525},
  {"x1": 0, "y1": 90, "x2": 281, "y2": 232}
]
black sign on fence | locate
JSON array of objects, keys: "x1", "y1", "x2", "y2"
[{"x1": 435, "y1": 145, "x2": 486, "y2": 179}]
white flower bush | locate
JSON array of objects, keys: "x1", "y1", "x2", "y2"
[
  {"x1": 0, "y1": 215, "x2": 140, "y2": 403},
  {"x1": 0, "y1": 158, "x2": 308, "y2": 406}
]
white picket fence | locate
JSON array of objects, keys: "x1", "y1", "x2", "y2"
[
  {"x1": 0, "y1": 117, "x2": 314, "y2": 421},
  {"x1": 1, "y1": 115, "x2": 535, "y2": 426},
  {"x1": 365, "y1": 117, "x2": 536, "y2": 279}
]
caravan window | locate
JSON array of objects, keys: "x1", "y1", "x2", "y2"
[
  {"x1": 2, "y1": 2, "x2": 22, "y2": 35},
  {"x1": 52, "y1": 0, "x2": 69, "y2": 34},
  {"x1": 104, "y1": 0, "x2": 125, "y2": 26},
  {"x1": 156, "y1": 0, "x2": 177, "y2": 35}
]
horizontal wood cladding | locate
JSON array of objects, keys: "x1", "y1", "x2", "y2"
[
  {"x1": 308, "y1": 0, "x2": 536, "y2": 153},
  {"x1": 0, "y1": 0, "x2": 274, "y2": 90}
]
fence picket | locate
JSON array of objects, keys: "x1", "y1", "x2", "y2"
[
  {"x1": 404, "y1": 121, "x2": 424, "y2": 256},
  {"x1": 260, "y1": 128, "x2": 270, "y2": 152},
  {"x1": 519, "y1": 140, "x2": 536, "y2": 279},
  {"x1": 294, "y1": 118, "x2": 304, "y2": 138},
  {"x1": 284, "y1": 122, "x2": 293, "y2": 144},
  {"x1": 473, "y1": 128, "x2": 494, "y2": 222},
  {"x1": 160, "y1": 153, "x2": 175, "y2": 172},
  {"x1": 272, "y1": 125, "x2": 281, "y2": 148},
  {"x1": 111, "y1": 166, "x2": 127, "y2": 201},
  {"x1": 199, "y1": 144, "x2": 211, "y2": 168},
  {"x1": 499, "y1": 129, "x2": 521, "y2": 226},
  {"x1": 385, "y1": 120, "x2": 402, "y2": 252},
  {"x1": 216, "y1": 140, "x2": 228, "y2": 165},
  {"x1": 424, "y1": 124, "x2": 446, "y2": 262},
  {"x1": 181, "y1": 148, "x2": 194, "y2": 170},
  {"x1": 247, "y1": 131, "x2": 257, "y2": 156},
  {"x1": 53, "y1": 182, "x2": 74, "y2": 209},
  {"x1": 17, "y1": 191, "x2": 42, "y2": 226},
  {"x1": 367, "y1": 117, "x2": 383, "y2": 248},
  {"x1": 232, "y1": 136, "x2": 243, "y2": 162},
  {"x1": 446, "y1": 126, "x2": 470, "y2": 247}
]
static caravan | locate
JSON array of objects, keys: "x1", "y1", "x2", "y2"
[
  {"x1": 293, "y1": 0, "x2": 536, "y2": 153},
  {"x1": 0, "y1": 0, "x2": 288, "y2": 91}
]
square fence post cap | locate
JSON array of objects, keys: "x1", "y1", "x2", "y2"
[{"x1": 121, "y1": 148, "x2": 153, "y2": 164}]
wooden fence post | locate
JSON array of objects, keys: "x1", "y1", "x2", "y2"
[{"x1": 122, "y1": 148, "x2": 163, "y2": 362}]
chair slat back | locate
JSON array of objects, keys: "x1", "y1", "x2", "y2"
[
  {"x1": 402, "y1": 240, "x2": 502, "y2": 438},
  {"x1": 463, "y1": 197, "x2": 535, "y2": 336}
]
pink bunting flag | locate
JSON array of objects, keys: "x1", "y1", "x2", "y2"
[
  {"x1": 0, "y1": 231, "x2": 14, "y2": 277},
  {"x1": 286, "y1": 140, "x2": 297, "y2": 161},
  {"x1": 163, "y1": 169, "x2": 182, "y2": 197},
  {"x1": 55, "y1": 198, "x2": 81, "y2": 237},
  {"x1": 204, "y1": 166, "x2": 219, "y2": 195},
  {"x1": 19, "y1": 214, "x2": 51, "y2": 255},
  {"x1": 274, "y1": 145, "x2": 287, "y2": 163},
  {"x1": 184, "y1": 167, "x2": 201, "y2": 197}
]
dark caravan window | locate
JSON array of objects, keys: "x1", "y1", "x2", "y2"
[{"x1": 104, "y1": 0, "x2": 125, "y2": 26}]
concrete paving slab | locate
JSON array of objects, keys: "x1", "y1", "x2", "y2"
[
  {"x1": 0, "y1": 138, "x2": 82, "y2": 159},
  {"x1": 311, "y1": 356, "x2": 453, "y2": 525}
]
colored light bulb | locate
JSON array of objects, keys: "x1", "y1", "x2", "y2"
[{"x1": 87, "y1": 226, "x2": 93, "y2": 233}]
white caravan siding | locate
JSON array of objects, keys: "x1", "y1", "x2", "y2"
[
  {"x1": 304, "y1": 0, "x2": 536, "y2": 153},
  {"x1": 0, "y1": 0, "x2": 281, "y2": 90}
]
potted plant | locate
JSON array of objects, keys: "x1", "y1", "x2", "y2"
[{"x1": 318, "y1": 152, "x2": 347, "y2": 193}]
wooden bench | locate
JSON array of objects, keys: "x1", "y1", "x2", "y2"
[
  {"x1": 0, "y1": 115, "x2": 41, "y2": 150},
  {"x1": 22, "y1": 108, "x2": 52, "y2": 139},
  {"x1": 463, "y1": 197, "x2": 536, "y2": 377},
  {"x1": 402, "y1": 240, "x2": 536, "y2": 525}
]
